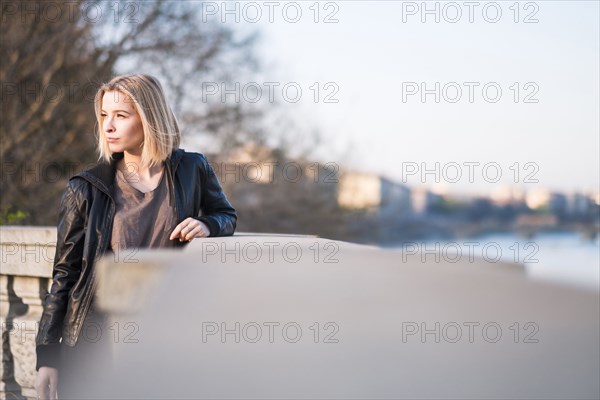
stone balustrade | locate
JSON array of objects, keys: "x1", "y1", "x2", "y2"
[
  {"x1": 1, "y1": 226, "x2": 598, "y2": 399},
  {"x1": 1, "y1": 226, "x2": 55, "y2": 400}
]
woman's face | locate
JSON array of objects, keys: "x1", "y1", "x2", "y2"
[{"x1": 101, "y1": 91, "x2": 144, "y2": 155}]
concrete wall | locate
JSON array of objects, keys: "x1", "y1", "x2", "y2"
[{"x1": 94, "y1": 237, "x2": 599, "y2": 399}]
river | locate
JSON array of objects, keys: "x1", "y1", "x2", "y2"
[{"x1": 409, "y1": 231, "x2": 599, "y2": 290}]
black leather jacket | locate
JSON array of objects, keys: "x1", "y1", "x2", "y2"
[{"x1": 36, "y1": 149, "x2": 236, "y2": 369}]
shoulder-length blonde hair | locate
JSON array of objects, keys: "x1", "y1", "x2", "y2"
[{"x1": 94, "y1": 74, "x2": 180, "y2": 167}]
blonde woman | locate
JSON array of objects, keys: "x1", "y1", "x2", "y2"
[{"x1": 35, "y1": 74, "x2": 237, "y2": 399}]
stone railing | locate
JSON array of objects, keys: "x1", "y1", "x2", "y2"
[
  {"x1": 1, "y1": 226, "x2": 598, "y2": 399},
  {"x1": 1, "y1": 226, "x2": 55, "y2": 400},
  {"x1": 0, "y1": 227, "x2": 322, "y2": 399}
]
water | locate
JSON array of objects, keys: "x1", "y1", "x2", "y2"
[{"x1": 416, "y1": 231, "x2": 600, "y2": 290}]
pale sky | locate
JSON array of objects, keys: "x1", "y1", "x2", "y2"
[{"x1": 224, "y1": 0, "x2": 599, "y2": 196}]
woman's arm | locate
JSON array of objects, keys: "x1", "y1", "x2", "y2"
[
  {"x1": 196, "y1": 154, "x2": 237, "y2": 237},
  {"x1": 36, "y1": 179, "x2": 87, "y2": 370}
]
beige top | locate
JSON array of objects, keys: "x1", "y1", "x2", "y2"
[{"x1": 110, "y1": 163, "x2": 178, "y2": 251}]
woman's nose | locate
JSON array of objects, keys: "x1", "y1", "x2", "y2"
[{"x1": 104, "y1": 119, "x2": 115, "y2": 133}]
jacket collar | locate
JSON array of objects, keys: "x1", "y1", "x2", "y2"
[{"x1": 74, "y1": 148, "x2": 185, "y2": 196}]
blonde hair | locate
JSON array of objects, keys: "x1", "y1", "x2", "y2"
[{"x1": 94, "y1": 74, "x2": 180, "y2": 167}]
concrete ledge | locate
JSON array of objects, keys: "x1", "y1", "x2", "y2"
[
  {"x1": 92, "y1": 236, "x2": 598, "y2": 399},
  {"x1": 0, "y1": 226, "x2": 56, "y2": 277},
  {"x1": 95, "y1": 236, "x2": 525, "y2": 316},
  {"x1": 2, "y1": 226, "x2": 595, "y2": 399}
]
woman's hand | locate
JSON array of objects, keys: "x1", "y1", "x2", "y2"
[
  {"x1": 35, "y1": 366, "x2": 58, "y2": 400},
  {"x1": 170, "y1": 218, "x2": 211, "y2": 242}
]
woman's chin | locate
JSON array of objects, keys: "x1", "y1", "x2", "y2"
[{"x1": 107, "y1": 143, "x2": 124, "y2": 152}]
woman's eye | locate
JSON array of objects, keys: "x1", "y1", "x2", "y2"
[{"x1": 117, "y1": 114, "x2": 126, "y2": 118}]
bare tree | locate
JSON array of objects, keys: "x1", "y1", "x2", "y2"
[
  {"x1": 1, "y1": 0, "x2": 262, "y2": 224},
  {"x1": 1, "y1": 0, "x2": 361, "y2": 241}
]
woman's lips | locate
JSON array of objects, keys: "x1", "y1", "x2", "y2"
[{"x1": 107, "y1": 137, "x2": 119, "y2": 143}]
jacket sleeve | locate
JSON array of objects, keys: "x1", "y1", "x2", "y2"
[
  {"x1": 196, "y1": 155, "x2": 237, "y2": 237},
  {"x1": 36, "y1": 179, "x2": 87, "y2": 370}
]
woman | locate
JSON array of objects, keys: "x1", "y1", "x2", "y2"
[{"x1": 35, "y1": 74, "x2": 237, "y2": 399}]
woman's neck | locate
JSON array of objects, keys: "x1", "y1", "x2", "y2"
[{"x1": 119, "y1": 151, "x2": 163, "y2": 181}]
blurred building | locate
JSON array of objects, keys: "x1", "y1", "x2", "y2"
[
  {"x1": 592, "y1": 191, "x2": 600, "y2": 206},
  {"x1": 524, "y1": 189, "x2": 596, "y2": 220},
  {"x1": 525, "y1": 189, "x2": 551, "y2": 210},
  {"x1": 565, "y1": 192, "x2": 594, "y2": 218},
  {"x1": 337, "y1": 172, "x2": 411, "y2": 215},
  {"x1": 216, "y1": 143, "x2": 277, "y2": 185},
  {"x1": 337, "y1": 172, "x2": 382, "y2": 210},
  {"x1": 548, "y1": 193, "x2": 568, "y2": 217},
  {"x1": 490, "y1": 185, "x2": 526, "y2": 206},
  {"x1": 410, "y1": 187, "x2": 443, "y2": 214}
]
